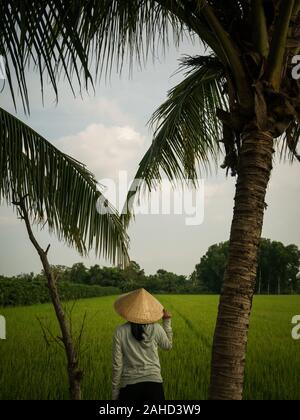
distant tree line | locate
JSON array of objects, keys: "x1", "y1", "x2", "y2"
[
  {"x1": 38, "y1": 261, "x2": 199, "y2": 294},
  {"x1": 0, "y1": 277, "x2": 120, "y2": 307},
  {"x1": 192, "y1": 239, "x2": 300, "y2": 294},
  {"x1": 0, "y1": 260, "x2": 200, "y2": 306},
  {"x1": 1, "y1": 239, "x2": 299, "y2": 305}
]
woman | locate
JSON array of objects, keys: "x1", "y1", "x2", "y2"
[{"x1": 112, "y1": 288, "x2": 173, "y2": 401}]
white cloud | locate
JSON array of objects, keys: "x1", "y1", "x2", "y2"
[
  {"x1": 54, "y1": 123, "x2": 145, "y2": 179},
  {"x1": 72, "y1": 96, "x2": 135, "y2": 126}
]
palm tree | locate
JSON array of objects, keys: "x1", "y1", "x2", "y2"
[
  {"x1": 0, "y1": 108, "x2": 129, "y2": 263},
  {"x1": 1, "y1": 1, "x2": 130, "y2": 264},
  {"x1": 0, "y1": 1, "x2": 130, "y2": 400},
  {"x1": 2, "y1": 117, "x2": 129, "y2": 400},
  {"x1": 74, "y1": 0, "x2": 298, "y2": 399},
  {"x1": 2, "y1": 0, "x2": 300, "y2": 400}
]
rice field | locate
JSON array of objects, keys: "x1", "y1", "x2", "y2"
[{"x1": 0, "y1": 295, "x2": 299, "y2": 400}]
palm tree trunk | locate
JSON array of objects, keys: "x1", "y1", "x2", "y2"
[
  {"x1": 45, "y1": 266, "x2": 83, "y2": 400},
  {"x1": 13, "y1": 195, "x2": 83, "y2": 400},
  {"x1": 209, "y1": 130, "x2": 274, "y2": 400}
]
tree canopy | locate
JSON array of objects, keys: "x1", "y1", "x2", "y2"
[{"x1": 193, "y1": 239, "x2": 300, "y2": 294}]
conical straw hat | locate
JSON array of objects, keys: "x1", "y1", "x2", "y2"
[{"x1": 114, "y1": 288, "x2": 164, "y2": 324}]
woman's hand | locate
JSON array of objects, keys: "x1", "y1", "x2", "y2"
[{"x1": 163, "y1": 308, "x2": 172, "y2": 319}]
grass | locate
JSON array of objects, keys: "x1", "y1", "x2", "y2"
[{"x1": 0, "y1": 295, "x2": 299, "y2": 400}]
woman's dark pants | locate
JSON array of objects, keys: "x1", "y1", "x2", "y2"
[{"x1": 118, "y1": 381, "x2": 165, "y2": 401}]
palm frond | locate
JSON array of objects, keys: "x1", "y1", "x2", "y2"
[
  {"x1": 87, "y1": 0, "x2": 241, "y2": 78},
  {"x1": 279, "y1": 122, "x2": 300, "y2": 162},
  {"x1": 1, "y1": 1, "x2": 251, "y2": 113},
  {"x1": 0, "y1": 107, "x2": 129, "y2": 266},
  {"x1": 79, "y1": 0, "x2": 190, "y2": 80},
  {"x1": 0, "y1": 0, "x2": 95, "y2": 113},
  {"x1": 122, "y1": 55, "x2": 226, "y2": 222},
  {"x1": 0, "y1": 0, "x2": 188, "y2": 112}
]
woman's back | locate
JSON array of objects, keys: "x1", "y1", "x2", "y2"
[
  {"x1": 112, "y1": 318, "x2": 172, "y2": 399},
  {"x1": 112, "y1": 288, "x2": 172, "y2": 400}
]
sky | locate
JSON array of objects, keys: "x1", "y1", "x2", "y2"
[{"x1": 0, "y1": 39, "x2": 300, "y2": 277}]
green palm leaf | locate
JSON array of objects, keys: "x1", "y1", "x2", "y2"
[
  {"x1": 0, "y1": 0, "x2": 185, "y2": 113},
  {"x1": 1, "y1": 1, "x2": 232, "y2": 113},
  {"x1": 280, "y1": 122, "x2": 300, "y2": 162},
  {"x1": 0, "y1": 1, "x2": 94, "y2": 113},
  {"x1": 122, "y1": 56, "x2": 226, "y2": 222},
  {"x1": 0, "y1": 107, "x2": 129, "y2": 266}
]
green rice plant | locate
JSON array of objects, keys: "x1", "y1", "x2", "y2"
[{"x1": 0, "y1": 295, "x2": 299, "y2": 400}]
